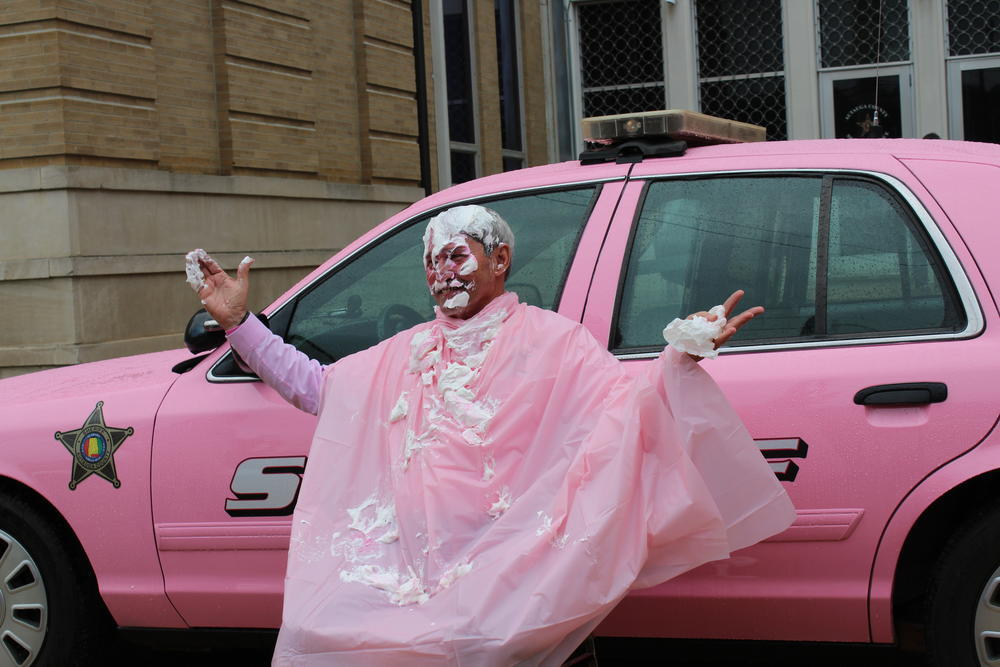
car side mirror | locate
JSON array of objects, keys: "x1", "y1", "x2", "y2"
[{"x1": 184, "y1": 309, "x2": 269, "y2": 354}]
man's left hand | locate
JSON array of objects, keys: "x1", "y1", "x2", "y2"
[{"x1": 685, "y1": 289, "x2": 763, "y2": 361}]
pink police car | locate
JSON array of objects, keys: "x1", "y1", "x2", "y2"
[{"x1": 0, "y1": 111, "x2": 998, "y2": 666}]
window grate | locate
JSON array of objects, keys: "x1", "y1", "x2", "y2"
[
  {"x1": 947, "y1": 0, "x2": 1000, "y2": 56},
  {"x1": 701, "y1": 77, "x2": 788, "y2": 140},
  {"x1": 818, "y1": 0, "x2": 910, "y2": 68},
  {"x1": 578, "y1": 0, "x2": 665, "y2": 117},
  {"x1": 695, "y1": 0, "x2": 787, "y2": 140},
  {"x1": 696, "y1": 0, "x2": 784, "y2": 78}
]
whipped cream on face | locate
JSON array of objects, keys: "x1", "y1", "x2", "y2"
[
  {"x1": 444, "y1": 291, "x2": 470, "y2": 309},
  {"x1": 424, "y1": 205, "x2": 511, "y2": 311},
  {"x1": 423, "y1": 206, "x2": 502, "y2": 258},
  {"x1": 458, "y1": 255, "x2": 478, "y2": 276}
]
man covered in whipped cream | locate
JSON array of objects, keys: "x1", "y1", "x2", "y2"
[{"x1": 188, "y1": 205, "x2": 794, "y2": 666}]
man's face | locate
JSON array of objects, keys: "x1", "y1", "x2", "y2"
[{"x1": 425, "y1": 234, "x2": 506, "y2": 319}]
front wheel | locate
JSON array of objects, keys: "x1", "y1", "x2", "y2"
[
  {"x1": 0, "y1": 493, "x2": 108, "y2": 666},
  {"x1": 926, "y1": 502, "x2": 1000, "y2": 666}
]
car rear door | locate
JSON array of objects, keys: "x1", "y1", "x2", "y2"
[
  {"x1": 149, "y1": 176, "x2": 628, "y2": 628},
  {"x1": 586, "y1": 152, "x2": 998, "y2": 642}
]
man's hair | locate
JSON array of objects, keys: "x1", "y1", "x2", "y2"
[
  {"x1": 463, "y1": 206, "x2": 515, "y2": 258},
  {"x1": 424, "y1": 205, "x2": 515, "y2": 276}
]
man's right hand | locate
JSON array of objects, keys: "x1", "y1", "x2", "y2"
[{"x1": 196, "y1": 254, "x2": 253, "y2": 330}]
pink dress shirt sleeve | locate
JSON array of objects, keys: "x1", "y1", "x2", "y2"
[{"x1": 225, "y1": 315, "x2": 325, "y2": 415}]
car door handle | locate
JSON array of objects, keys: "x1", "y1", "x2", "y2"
[{"x1": 854, "y1": 382, "x2": 948, "y2": 406}]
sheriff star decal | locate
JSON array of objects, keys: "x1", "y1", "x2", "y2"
[{"x1": 55, "y1": 401, "x2": 133, "y2": 490}]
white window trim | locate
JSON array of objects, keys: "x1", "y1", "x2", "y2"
[
  {"x1": 813, "y1": 0, "x2": 915, "y2": 72},
  {"x1": 818, "y1": 64, "x2": 915, "y2": 138},
  {"x1": 430, "y1": 0, "x2": 451, "y2": 188},
  {"x1": 814, "y1": 0, "x2": 916, "y2": 139},
  {"x1": 567, "y1": 0, "x2": 673, "y2": 153},
  {"x1": 692, "y1": 0, "x2": 788, "y2": 137},
  {"x1": 500, "y1": 0, "x2": 527, "y2": 168},
  {"x1": 430, "y1": 0, "x2": 482, "y2": 188},
  {"x1": 459, "y1": 0, "x2": 481, "y2": 184},
  {"x1": 566, "y1": 1, "x2": 584, "y2": 151},
  {"x1": 783, "y1": 0, "x2": 820, "y2": 139},
  {"x1": 946, "y1": 54, "x2": 1000, "y2": 140}
]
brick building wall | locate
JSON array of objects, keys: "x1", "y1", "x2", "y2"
[{"x1": 0, "y1": 0, "x2": 554, "y2": 378}]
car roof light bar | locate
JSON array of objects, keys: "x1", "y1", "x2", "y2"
[{"x1": 579, "y1": 109, "x2": 766, "y2": 164}]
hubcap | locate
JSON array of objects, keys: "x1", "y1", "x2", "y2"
[{"x1": 0, "y1": 530, "x2": 47, "y2": 667}]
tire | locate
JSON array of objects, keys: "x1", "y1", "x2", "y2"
[
  {"x1": 0, "y1": 493, "x2": 109, "y2": 667},
  {"x1": 926, "y1": 502, "x2": 1000, "y2": 667}
]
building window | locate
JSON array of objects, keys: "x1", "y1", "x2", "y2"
[
  {"x1": 576, "y1": 0, "x2": 665, "y2": 118},
  {"x1": 695, "y1": 0, "x2": 788, "y2": 140},
  {"x1": 946, "y1": 0, "x2": 1000, "y2": 143},
  {"x1": 496, "y1": 0, "x2": 524, "y2": 171},
  {"x1": 818, "y1": 0, "x2": 910, "y2": 68},
  {"x1": 947, "y1": 0, "x2": 1000, "y2": 57},
  {"x1": 444, "y1": 0, "x2": 479, "y2": 184},
  {"x1": 817, "y1": 0, "x2": 913, "y2": 138}
]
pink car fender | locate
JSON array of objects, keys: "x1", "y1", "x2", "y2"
[
  {"x1": 0, "y1": 349, "x2": 190, "y2": 627},
  {"x1": 870, "y1": 416, "x2": 1000, "y2": 643}
]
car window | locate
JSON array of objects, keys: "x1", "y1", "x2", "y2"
[
  {"x1": 825, "y1": 179, "x2": 962, "y2": 336},
  {"x1": 613, "y1": 174, "x2": 964, "y2": 352},
  {"x1": 273, "y1": 186, "x2": 598, "y2": 365}
]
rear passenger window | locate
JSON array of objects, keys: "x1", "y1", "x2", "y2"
[
  {"x1": 826, "y1": 179, "x2": 959, "y2": 336},
  {"x1": 614, "y1": 175, "x2": 964, "y2": 352}
]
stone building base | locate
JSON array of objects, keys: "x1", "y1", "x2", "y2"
[{"x1": 0, "y1": 166, "x2": 422, "y2": 378}]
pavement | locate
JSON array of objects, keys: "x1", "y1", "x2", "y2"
[{"x1": 110, "y1": 634, "x2": 919, "y2": 665}]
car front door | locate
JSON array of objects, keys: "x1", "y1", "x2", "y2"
[
  {"x1": 149, "y1": 181, "x2": 623, "y2": 628},
  {"x1": 586, "y1": 156, "x2": 997, "y2": 643}
]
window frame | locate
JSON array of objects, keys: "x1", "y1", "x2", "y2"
[
  {"x1": 432, "y1": 0, "x2": 482, "y2": 187},
  {"x1": 818, "y1": 65, "x2": 915, "y2": 138},
  {"x1": 609, "y1": 168, "x2": 984, "y2": 360},
  {"x1": 815, "y1": 0, "x2": 913, "y2": 70},
  {"x1": 568, "y1": 0, "x2": 668, "y2": 147},
  {"x1": 206, "y1": 181, "x2": 611, "y2": 382},
  {"x1": 694, "y1": 0, "x2": 790, "y2": 140},
  {"x1": 496, "y1": 0, "x2": 527, "y2": 171},
  {"x1": 946, "y1": 54, "x2": 1000, "y2": 141}
]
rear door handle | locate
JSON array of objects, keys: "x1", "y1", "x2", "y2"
[{"x1": 854, "y1": 382, "x2": 948, "y2": 406}]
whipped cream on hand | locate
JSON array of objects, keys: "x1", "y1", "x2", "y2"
[
  {"x1": 183, "y1": 249, "x2": 254, "y2": 330},
  {"x1": 184, "y1": 249, "x2": 211, "y2": 292},
  {"x1": 662, "y1": 305, "x2": 727, "y2": 359}
]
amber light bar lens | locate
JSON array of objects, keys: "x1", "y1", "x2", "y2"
[{"x1": 582, "y1": 109, "x2": 766, "y2": 144}]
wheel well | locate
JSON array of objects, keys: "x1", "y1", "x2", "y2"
[
  {"x1": 891, "y1": 469, "x2": 1000, "y2": 637},
  {"x1": 0, "y1": 475, "x2": 114, "y2": 624}
]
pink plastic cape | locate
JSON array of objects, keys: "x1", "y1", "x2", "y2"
[{"x1": 231, "y1": 292, "x2": 794, "y2": 665}]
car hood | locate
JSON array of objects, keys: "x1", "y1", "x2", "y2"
[{"x1": 0, "y1": 348, "x2": 192, "y2": 407}]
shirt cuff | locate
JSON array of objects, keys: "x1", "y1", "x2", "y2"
[
  {"x1": 224, "y1": 311, "x2": 251, "y2": 336},
  {"x1": 226, "y1": 313, "x2": 271, "y2": 349}
]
